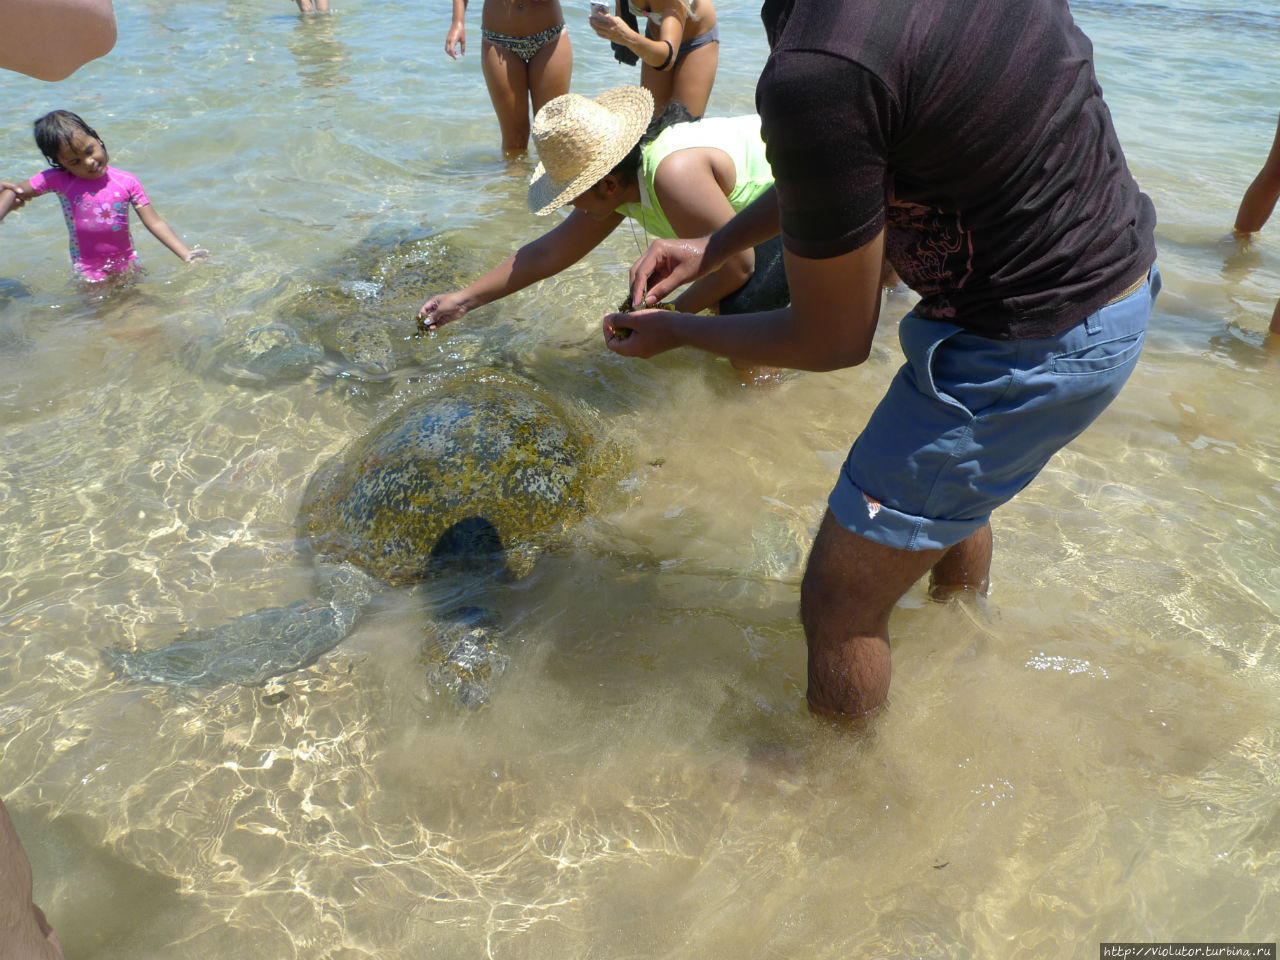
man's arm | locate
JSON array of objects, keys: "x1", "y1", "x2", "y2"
[
  {"x1": 629, "y1": 186, "x2": 780, "y2": 307},
  {"x1": 0, "y1": 0, "x2": 116, "y2": 81},
  {"x1": 608, "y1": 228, "x2": 885, "y2": 372}
]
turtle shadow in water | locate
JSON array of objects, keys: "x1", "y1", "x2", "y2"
[
  {"x1": 178, "y1": 230, "x2": 490, "y2": 388},
  {"x1": 105, "y1": 371, "x2": 621, "y2": 706}
]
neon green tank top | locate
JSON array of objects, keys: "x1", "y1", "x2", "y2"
[{"x1": 616, "y1": 115, "x2": 774, "y2": 240}]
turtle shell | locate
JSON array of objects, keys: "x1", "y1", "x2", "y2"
[{"x1": 297, "y1": 377, "x2": 592, "y2": 584}]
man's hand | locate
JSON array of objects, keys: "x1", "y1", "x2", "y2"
[
  {"x1": 629, "y1": 236, "x2": 714, "y2": 309},
  {"x1": 603, "y1": 307, "x2": 685, "y2": 358}
]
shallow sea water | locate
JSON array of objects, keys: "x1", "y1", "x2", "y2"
[{"x1": 2, "y1": 1, "x2": 1279, "y2": 957}]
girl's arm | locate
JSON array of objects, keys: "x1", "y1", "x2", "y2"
[
  {"x1": 419, "y1": 210, "x2": 621, "y2": 329},
  {"x1": 653, "y1": 149, "x2": 755, "y2": 313},
  {"x1": 135, "y1": 203, "x2": 207, "y2": 262},
  {"x1": 446, "y1": 0, "x2": 467, "y2": 58},
  {"x1": 589, "y1": 1, "x2": 686, "y2": 71},
  {"x1": 0, "y1": 180, "x2": 38, "y2": 222}
]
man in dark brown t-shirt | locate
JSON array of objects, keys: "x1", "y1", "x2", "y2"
[{"x1": 605, "y1": 0, "x2": 1158, "y2": 718}]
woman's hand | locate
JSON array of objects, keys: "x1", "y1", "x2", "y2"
[
  {"x1": 445, "y1": 22, "x2": 465, "y2": 58},
  {"x1": 588, "y1": 10, "x2": 635, "y2": 44},
  {"x1": 417, "y1": 291, "x2": 469, "y2": 332}
]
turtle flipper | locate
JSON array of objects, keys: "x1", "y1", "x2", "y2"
[{"x1": 105, "y1": 596, "x2": 359, "y2": 688}]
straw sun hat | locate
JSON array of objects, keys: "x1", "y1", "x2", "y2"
[{"x1": 527, "y1": 86, "x2": 655, "y2": 216}]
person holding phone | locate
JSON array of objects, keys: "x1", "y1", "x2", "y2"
[{"x1": 587, "y1": 0, "x2": 717, "y2": 118}]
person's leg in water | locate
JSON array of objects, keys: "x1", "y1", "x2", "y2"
[
  {"x1": 1, "y1": 798, "x2": 65, "y2": 960},
  {"x1": 481, "y1": 37, "x2": 533, "y2": 156},
  {"x1": 800, "y1": 512, "x2": 990, "y2": 717},
  {"x1": 481, "y1": 26, "x2": 569, "y2": 156},
  {"x1": 799, "y1": 270, "x2": 1156, "y2": 718},
  {"x1": 718, "y1": 236, "x2": 785, "y2": 383},
  {"x1": 526, "y1": 25, "x2": 572, "y2": 119}
]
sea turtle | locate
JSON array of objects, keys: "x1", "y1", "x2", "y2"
[
  {"x1": 279, "y1": 232, "x2": 486, "y2": 379},
  {"x1": 106, "y1": 371, "x2": 613, "y2": 704},
  {"x1": 180, "y1": 232, "x2": 486, "y2": 387},
  {"x1": 178, "y1": 323, "x2": 327, "y2": 386}
]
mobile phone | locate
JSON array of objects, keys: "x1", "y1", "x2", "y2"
[{"x1": 590, "y1": 1, "x2": 609, "y2": 15}]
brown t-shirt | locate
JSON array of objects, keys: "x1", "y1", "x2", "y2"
[{"x1": 756, "y1": 0, "x2": 1157, "y2": 339}]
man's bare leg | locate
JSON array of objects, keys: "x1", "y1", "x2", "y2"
[
  {"x1": 800, "y1": 512, "x2": 994, "y2": 717},
  {"x1": 800, "y1": 510, "x2": 945, "y2": 717},
  {"x1": 928, "y1": 522, "x2": 992, "y2": 599}
]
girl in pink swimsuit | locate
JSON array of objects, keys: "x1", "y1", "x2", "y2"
[{"x1": 0, "y1": 110, "x2": 207, "y2": 283}]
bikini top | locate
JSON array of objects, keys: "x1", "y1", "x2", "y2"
[{"x1": 627, "y1": 0, "x2": 697, "y2": 27}]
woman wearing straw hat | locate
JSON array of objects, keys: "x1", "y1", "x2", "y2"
[{"x1": 416, "y1": 85, "x2": 786, "y2": 356}]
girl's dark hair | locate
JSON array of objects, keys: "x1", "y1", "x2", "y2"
[
  {"x1": 33, "y1": 110, "x2": 104, "y2": 170},
  {"x1": 609, "y1": 101, "x2": 698, "y2": 186}
]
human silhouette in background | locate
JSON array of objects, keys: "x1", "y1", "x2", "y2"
[
  {"x1": 588, "y1": 0, "x2": 718, "y2": 118},
  {"x1": 1233, "y1": 110, "x2": 1280, "y2": 335}
]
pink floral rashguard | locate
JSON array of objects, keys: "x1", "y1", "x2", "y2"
[{"x1": 28, "y1": 165, "x2": 150, "y2": 281}]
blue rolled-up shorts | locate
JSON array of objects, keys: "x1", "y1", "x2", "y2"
[{"x1": 828, "y1": 267, "x2": 1161, "y2": 551}]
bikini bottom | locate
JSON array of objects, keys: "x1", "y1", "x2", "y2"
[
  {"x1": 676, "y1": 22, "x2": 718, "y2": 60},
  {"x1": 481, "y1": 23, "x2": 565, "y2": 65}
]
